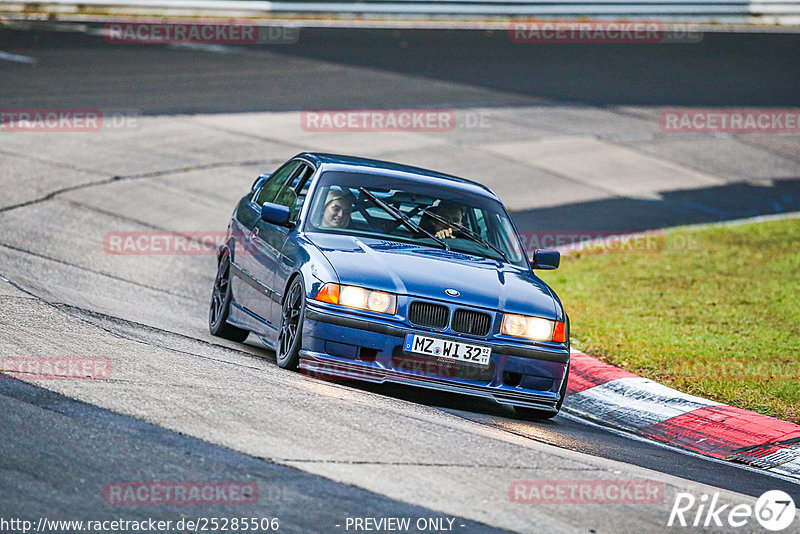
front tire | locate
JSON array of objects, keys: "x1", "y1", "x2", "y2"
[
  {"x1": 514, "y1": 405, "x2": 559, "y2": 421},
  {"x1": 277, "y1": 275, "x2": 305, "y2": 370},
  {"x1": 209, "y1": 251, "x2": 250, "y2": 342},
  {"x1": 514, "y1": 366, "x2": 570, "y2": 421}
]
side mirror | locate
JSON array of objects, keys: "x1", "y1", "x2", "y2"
[
  {"x1": 531, "y1": 249, "x2": 560, "y2": 270},
  {"x1": 261, "y1": 203, "x2": 291, "y2": 226},
  {"x1": 251, "y1": 173, "x2": 271, "y2": 192}
]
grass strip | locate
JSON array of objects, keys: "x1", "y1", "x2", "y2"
[{"x1": 539, "y1": 216, "x2": 800, "y2": 423}]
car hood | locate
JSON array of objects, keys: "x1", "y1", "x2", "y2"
[{"x1": 307, "y1": 233, "x2": 558, "y2": 318}]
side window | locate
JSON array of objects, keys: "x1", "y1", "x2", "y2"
[
  {"x1": 291, "y1": 168, "x2": 315, "y2": 222},
  {"x1": 273, "y1": 163, "x2": 315, "y2": 220},
  {"x1": 252, "y1": 161, "x2": 299, "y2": 207},
  {"x1": 286, "y1": 164, "x2": 312, "y2": 191}
]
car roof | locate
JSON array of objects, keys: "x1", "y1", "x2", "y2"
[{"x1": 295, "y1": 152, "x2": 498, "y2": 200}]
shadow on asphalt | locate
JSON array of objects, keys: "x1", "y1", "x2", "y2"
[
  {"x1": 511, "y1": 176, "x2": 800, "y2": 232},
  {"x1": 0, "y1": 377, "x2": 510, "y2": 531},
  {"x1": 273, "y1": 29, "x2": 800, "y2": 107}
]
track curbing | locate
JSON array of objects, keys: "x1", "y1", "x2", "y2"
[{"x1": 564, "y1": 349, "x2": 800, "y2": 480}]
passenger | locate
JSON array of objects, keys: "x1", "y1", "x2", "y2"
[
  {"x1": 420, "y1": 201, "x2": 464, "y2": 239},
  {"x1": 320, "y1": 188, "x2": 355, "y2": 229}
]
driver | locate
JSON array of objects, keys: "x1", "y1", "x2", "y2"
[
  {"x1": 420, "y1": 201, "x2": 463, "y2": 239},
  {"x1": 320, "y1": 188, "x2": 355, "y2": 229}
]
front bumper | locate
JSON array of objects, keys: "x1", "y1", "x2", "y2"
[{"x1": 300, "y1": 302, "x2": 570, "y2": 412}]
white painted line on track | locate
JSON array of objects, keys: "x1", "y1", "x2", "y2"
[
  {"x1": 0, "y1": 50, "x2": 36, "y2": 64},
  {"x1": 559, "y1": 410, "x2": 800, "y2": 486}
]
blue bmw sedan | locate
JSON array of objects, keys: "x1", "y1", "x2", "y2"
[{"x1": 210, "y1": 153, "x2": 570, "y2": 419}]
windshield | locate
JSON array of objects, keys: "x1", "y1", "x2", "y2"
[{"x1": 305, "y1": 171, "x2": 528, "y2": 268}]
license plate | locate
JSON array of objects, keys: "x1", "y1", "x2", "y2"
[{"x1": 403, "y1": 334, "x2": 491, "y2": 366}]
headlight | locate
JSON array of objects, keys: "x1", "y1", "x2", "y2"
[
  {"x1": 501, "y1": 313, "x2": 566, "y2": 342},
  {"x1": 314, "y1": 283, "x2": 397, "y2": 315}
]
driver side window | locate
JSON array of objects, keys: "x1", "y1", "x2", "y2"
[
  {"x1": 291, "y1": 169, "x2": 314, "y2": 222},
  {"x1": 252, "y1": 161, "x2": 299, "y2": 207}
]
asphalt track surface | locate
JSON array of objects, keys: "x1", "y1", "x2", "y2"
[
  {"x1": 2, "y1": 27, "x2": 800, "y2": 112},
  {"x1": 1, "y1": 24, "x2": 799, "y2": 533}
]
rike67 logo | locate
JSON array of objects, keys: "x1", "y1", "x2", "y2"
[{"x1": 668, "y1": 490, "x2": 796, "y2": 531}]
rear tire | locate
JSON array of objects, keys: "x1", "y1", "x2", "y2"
[
  {"x1": 209, "y1": 251, "x2": 250, "y2": 342},
  {"x1": 277, "y1": 275, "x2": 305, "y2": 370},
  {"x1": 514, "y1": 366, "x2": 570, "y2": 421}
]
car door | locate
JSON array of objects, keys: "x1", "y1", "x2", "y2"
[
  {"x1": 231, "y1": 160, "x2": 300, "y2": 323},
  {"x1": 268, "y1": 163, "x2": 316, "y2": 326},
  {"x1": 247, "y1": 161, "x2": 316, "y2": 324}
]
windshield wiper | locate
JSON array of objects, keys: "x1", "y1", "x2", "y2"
[
  {"x1": 358, "y1": 187, "x2": 448, "y2": 250},
  {"x1": 420, "y1": 208, "x2": 508, "y2": 262}
]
